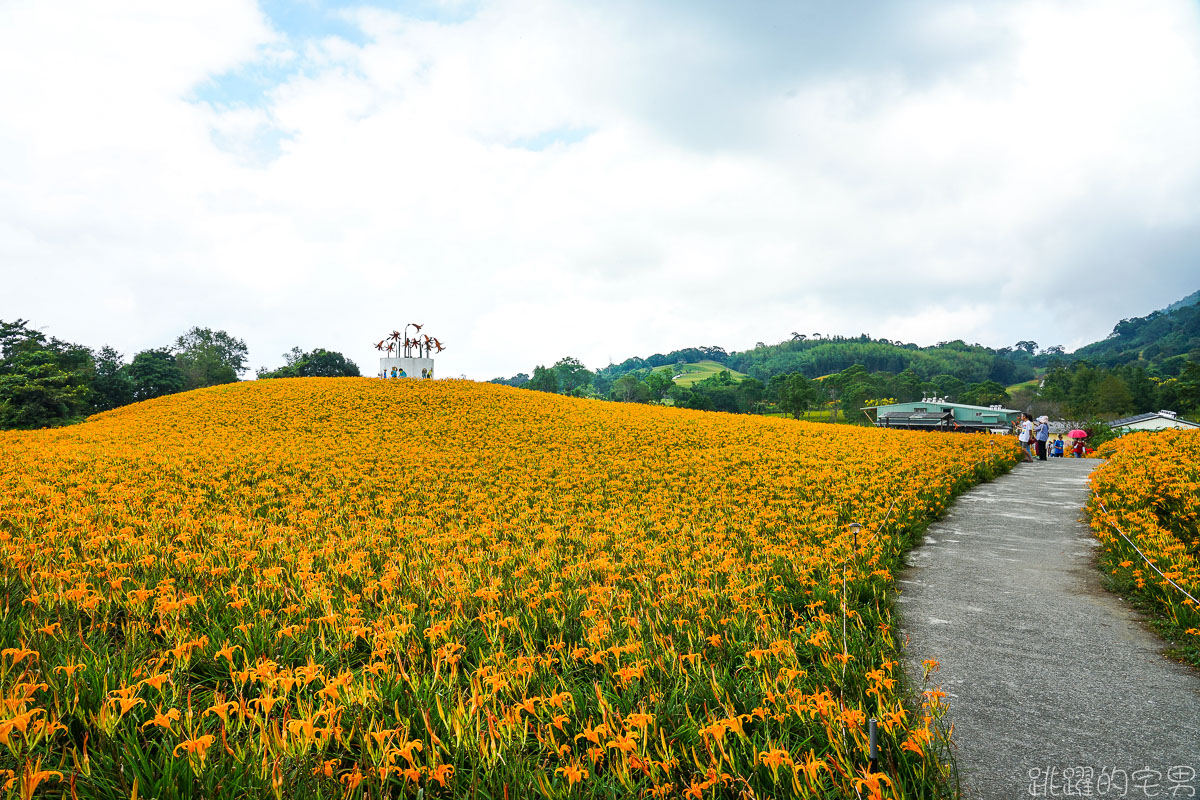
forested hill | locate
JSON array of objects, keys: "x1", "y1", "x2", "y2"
[
  {"x1": 596, "y1": 288, "x2": 1200, "y2": 384},
  {"x1": 727, "y1": 338, "x2": 1031, "y2": 383},
  {"x1": 1070, "y1": 293, "x2": 1200, "y2": 375},
  {"x1": 600, "y1": 336, "x2": 1037, "y2": 385},
  {"x1": 492, "y1": 293, "x2": 1200, "y2": 420}
]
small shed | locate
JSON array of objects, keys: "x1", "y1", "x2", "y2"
[
  {"x1": 1108, "y1": 410, "x2": 1200, "y2": 433},
  {"x1": 863, "y1": 398, "x2": 1021, "y2": 433}
]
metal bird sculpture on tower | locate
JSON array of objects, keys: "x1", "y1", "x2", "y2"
[{"x1": 375, "y1": 325, "x2": 445, "y2": 366}]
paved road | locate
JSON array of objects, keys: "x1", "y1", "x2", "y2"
[{"x1": 899, "y1": 458, "x2": 1200, "y2": 800}]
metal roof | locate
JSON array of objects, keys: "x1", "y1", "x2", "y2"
[
  {"x1": 1109, "y1": 411, "x2": 1200, "y2": 428},
  {"x1": 862, "y1": 401, "x2": 1019, "y2": 413},
  {"x1": 879, "y1": 411, "x2": 952, "y2": 421}
]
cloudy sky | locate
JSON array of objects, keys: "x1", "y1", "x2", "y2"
[{"x1": 2, "y1": 0, "x2": 1198, "y2": 379}]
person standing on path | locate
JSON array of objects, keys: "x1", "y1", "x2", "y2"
[
  {"x1": 1017, "y1": 413, "x2": 1034, "y2": 461},
  {"x1": 1035, "y1": 416, "x2": 1050, "y2": 461}
]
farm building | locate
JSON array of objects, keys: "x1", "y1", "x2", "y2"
[
  {"x1": 1108, "y1": 410, "x2": 1200, "y2": 433},
  {"x1": 863, "y1": 399, "x2": 1021, "y2": 432}
]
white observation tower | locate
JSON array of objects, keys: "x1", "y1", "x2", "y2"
[{"x1": 374, "y1": 323, "x2": 445, "y2": 379}]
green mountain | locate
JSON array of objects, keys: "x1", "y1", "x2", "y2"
[
  {"x1": 599, "y1": 336, "x2": 1036, "y2": 386},
  {"x1": 592, "y1": 289, "x2": 1200, "y2": 384},
  {"x1": 493, "y1": 290, "x2": 1200, "y2": 419},
  {"x1": 1069, "y1": 290, "x2": 1200, "y2": 376}
]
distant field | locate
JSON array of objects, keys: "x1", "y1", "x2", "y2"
[
  {"x1": 1006, "y1": 378, "x2": 1040, "y2": 394},
  {"x1": 1007, "y1": 368, "x2": 1045, "y2": 395},
  {"x1": 761, "y1": 409, "x2": 843, "y2": 423},
  {"x1": 652, "y1": 359, "x2": 748, "y2": 386}
]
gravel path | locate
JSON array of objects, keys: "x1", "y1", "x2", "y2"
[{"x1": 899, "y1": 457, "x2": 1200, "y2": 800}]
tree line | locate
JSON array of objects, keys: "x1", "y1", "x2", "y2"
[
  {"x1": 1022, "y1": 360, "x2": 1200, "y2": 420},
  {"x1": 487, "y1": 356, "x2": 1013, "y2": 419},
  {"x1": 491, "y1": 292, "x2": 1200, "y2": 421},
  {"x1": 491, "y1": 345, "x2": 1199, "y2": 423},
  {"x1": 492, "y1": 353, "x2": 1200, "y2": 425},
  {"x1": 0, "y1": 319, "x2": 358, "y2": 430}
]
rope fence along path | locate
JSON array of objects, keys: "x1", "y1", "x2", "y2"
[{"x1": 1093, "y1": 498, "x2": 1199, "y2": 606}]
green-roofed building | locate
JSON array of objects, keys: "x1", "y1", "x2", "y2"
[{"x1": 862, "y1": 399, "x2": 1021, "y2": 433}]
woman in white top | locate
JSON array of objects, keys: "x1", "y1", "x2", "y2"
[{"x1": 1017, "y1": 413, "x2": 1035, "y2": 461}]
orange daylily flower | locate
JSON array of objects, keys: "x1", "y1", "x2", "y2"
[
  {"x1": 173, "y1": 735, "x2": 215, "y2": 765},
  {"x1": 141, "y1": 706, "x2": 180, "y2": 731},
  {"x1": 556, "y1": 763, "x2": 588, "y2": 786}
]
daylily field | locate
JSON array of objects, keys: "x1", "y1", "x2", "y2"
[
  {"x1": 1090, "y1": 429, "x2": 1200, "y2": 665},
  {"x1": 0, "y1": 379, "x2": 1019, "y2": 799}
]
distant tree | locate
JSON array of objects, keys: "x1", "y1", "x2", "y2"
[
  {"x1": 1014, "y1": 340, "x2": 1039, "y2": 355},
  {"x1": 1177, "y1": 360, "x2": 1200, "y2": 411},
  {"x1": 0, "y1": 319, "x2": 95, "y2": 429},
  {"x1": 832, "y1": 365, "x2": 876, "y2": 420},
  {"x1": 129, "y1": 349, "x2": 186, "y2": 401},
  {"x1": 706, "y1": 370, "x2": 736, "y2": 387},
  {"x1": 173, "y1": 327, "x2": 248, "y2": 389},
  {"x1": 737, "y1": 377, "x2": 765, "y2": 410},
  {"x1": 1039, "y1": 367, "x2": 1073, "y2": 402},
  {"x1": 893, "y1": 368, "x2": 923, "y2": 402},
  {"x1": 258, "y1": 347, "x2": 359, "y2": 379},
  {"x1": 1115, "y1": 365, "x2": 1156, "y2": 411},
  {"x1": 91, "y1": 346, "x2": 134, "y2": 411},
  {"x1": 611, "y1": 373, "x2": 650, "y2": 403},
  {"x1": 1094, "y1": 374, "x2": 1135, "y2": 415},
  {"x1": 527, "y1": 365, "x2": 559, "y2": 393},
  {"x1": 1009, "y1": 386, "x2": 1036, "y2": 412},
  {"x1": 959, "y1": 380, "x2": 1009, "y2": 407},
  {"x1": 776, "y1": 373, "x2": 815, "y2": 418},
  {"x1": 554, "y1": 357, "x2": 593, "y2": 394},
  {"x1": 489, "y1": 373, "x2": 531, "y2": 388},
  {"x1": 592, "y1": 371, "x2": 613, "y2": 396},
  {"x1": 0, "y1": 349, "x2": 92, "y2": 429},
  {"x1": 643, "y1": 370, "x2": 674, "y2": 401},
  {"x1": 928, "y1": 374, "x2": 966, "y2": 402},
  {"x1": 304, "y1": 349, "x2": 359, "y2": 377},
  {"x1": 1066, "y1": 365, "x2": 1100, "y2": 417},
  {"x1": 0, "y1": 318, "x2": 46, "y2": 359}
]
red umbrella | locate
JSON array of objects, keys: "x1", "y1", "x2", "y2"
[{"x1": 1068, "y1": 429, "x2": 1088, "y2": 438}]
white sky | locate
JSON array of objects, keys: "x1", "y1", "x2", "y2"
[{"x1": 2, "y1": 0, "x2": 1198, "y2": 379}]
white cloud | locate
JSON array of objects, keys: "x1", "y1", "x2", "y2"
[{"x1": 1, "y1": 0, "x2": 1198, "y2": 379}]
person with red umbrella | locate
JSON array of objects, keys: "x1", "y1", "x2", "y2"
[{"x1": 1068, "y1": 429, "x2": 1088, "y2": 458}]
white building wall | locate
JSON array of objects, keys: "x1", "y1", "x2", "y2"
[{"x1": 379, "y1": 357, "x2": 435, "y2": 379}]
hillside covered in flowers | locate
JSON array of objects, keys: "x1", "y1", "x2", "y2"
[{"x1": 0, "y1": 378, "x2": 1019, "y2": 798}]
